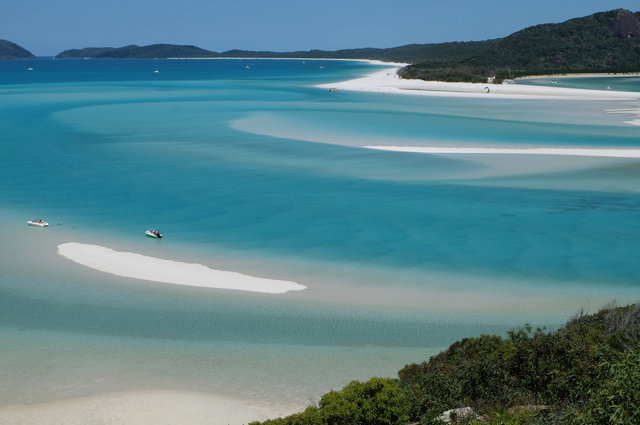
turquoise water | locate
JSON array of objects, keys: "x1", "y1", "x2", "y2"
[
  {"x1": 518, "y1": 75, "x2": 640, "y2": 92},
  {"x1": 1, "y1": 58, "x2": 639, "y2": 409}
]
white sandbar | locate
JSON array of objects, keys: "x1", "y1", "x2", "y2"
[
  {"x1": 364, "y1": 145, "x2": 640, "y2": 158},
  {"x1": 57, "y1": 242, "x2": 306, "y2": 294},
  {"x1": 318, "y1": 66, "x2": 640, "y2": 101}
]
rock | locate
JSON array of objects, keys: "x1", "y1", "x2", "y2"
[
  {"x1": 609, "y1": 9, "x2": 640, "y2": 38},
  {"x1": 437, "y1": 406, "x2": 482, "y2": 423}
]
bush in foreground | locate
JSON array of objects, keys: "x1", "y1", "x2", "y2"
[
  {"x1": 250, "y1": 377, "x2": 409, "y2": 425},
  {"x1": 251, "y1": 304, "x2": 640, "y2": 425}
]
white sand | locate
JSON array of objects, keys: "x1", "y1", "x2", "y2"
[
  {"x1": 0, "y1": 390, "x2": 299, "y2": 425},
  {"x1": 364, "y1": 145, "x2": 640, "y2": 158},
  {"x1": 57, "y1": 242, "x2": 306, "y2": 294},
  {"x1": 607, "y1": 106, "x2": 640, "y2": 126},
  {"x1": 318, "y1": 66, "x2": 640, "y2": 101}
]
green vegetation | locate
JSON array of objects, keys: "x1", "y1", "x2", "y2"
[
  {"x1": 54, "y1": 41, "x2": 494, "y2": 62},
  {"x1": 0, "y1": 39, "x2": 35, "y2": 59},
  {"x1": 252, "y1": 378, "x2": 409, "y2": 425},
  {"x1": 400, "y1": 9, "x2": 640, "y2": 83},
  {"x1": 219, "y1": 40, "x2": 498, "y2": 64},
  {"x1": 250, "y1": 304, "x2": 640, "y2": 425}
]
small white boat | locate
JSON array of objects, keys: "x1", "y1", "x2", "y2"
[
  {"x1": 145, "y1": 229, "x2": 162, "y2": 238},
  {"x1": 27, "y1": 219, "x2": 48, "y2": 227}
]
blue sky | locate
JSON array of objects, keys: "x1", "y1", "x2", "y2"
[{"x1": 3, "y1": 0, "x2": 639, "y2": 56}]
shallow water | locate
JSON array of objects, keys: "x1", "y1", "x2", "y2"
[
  {"x1": 518, "y1": 75, "x2": 640, "y2": 92},
  {"x1": 1, "y1": 58, "x2": 639, "y2": 409}
]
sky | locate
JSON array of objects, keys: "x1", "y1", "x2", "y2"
[{"x1": 2, "y1": 0, "x2": 639, "y2": 56}]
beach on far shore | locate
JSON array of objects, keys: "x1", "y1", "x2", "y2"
[{"x1": 317, "y1": 65, "x2": 640, "y2": 101}]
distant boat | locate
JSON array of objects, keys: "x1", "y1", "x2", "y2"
[
  {"x1": 27, "y1": 219, "x2": 48, "y2": 227},
  {"x1": 328, "y1": 88, "x2": 340, "y2": 92},
  {"x1": 153, "y1": 70, "x2": 159, "y2": 74},
  {"x1": 145, "y1": 228, "x2": 162, "y2": 238},
  {"x1": 27, "y1": 67, "x2": 34, "y2": 71}
]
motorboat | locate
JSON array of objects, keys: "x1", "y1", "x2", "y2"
[
  {"x1": 27, "y1": 219, "x2": 48, "y2": 227},
  {"x1": 145, "y1": 228, "x2": 162, "y2": 238}
]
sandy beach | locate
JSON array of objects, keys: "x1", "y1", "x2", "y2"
[
  {"x1": 0, "y1": 390, "x2": 299, "y2": 425},
  {"x1": 57, "y1": 242, "x2": 306, "y2": 294},
  {"x1": 317, "y1": 66, "x2": 640, "y2": 101}
]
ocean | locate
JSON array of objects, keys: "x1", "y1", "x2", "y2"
[{"x1": 1, "y1": 58, "x2": 639, "y2": 411}]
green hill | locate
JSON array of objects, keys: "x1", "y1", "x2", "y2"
[
  {"x1": 400, "y1": 9, "x2": 640, "y2": 82},
  {"x1": 55, "y1": 44, "x2": 219, "y2": 59},
  {"x1": 54, "y1": 41, "x2": 493, "y2": 63},
  {"x1": 251, "y1": 304, "x2": 640, "y2": 425},
  {"x1": 218, "y1": 40, "x2": 498, "y2": 64},
  {"x1": 0, "y1": 40, "x2": 35, "y2": 59}
]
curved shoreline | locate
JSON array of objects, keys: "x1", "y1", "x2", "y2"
[
  {"x1": 317, "y1": 65, "x2": 640, "y2": 101},
  {"x1": 57, "y1": 242, "x2": 306, "y2": 294}
]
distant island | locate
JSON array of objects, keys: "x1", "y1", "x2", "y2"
[
  {"x1": 0, "y1": 39, "x2": 35, "y2": 59},
  {"x1": 55, "y1": 44, "x2": 217, "y2": 59},
  {"x1": 4, "y1": 8, "x2": 640, "y2": 83}
]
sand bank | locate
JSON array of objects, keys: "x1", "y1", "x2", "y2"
[
  {"x1": 607, "y1": 106, "x2": 640, "y2": 126},
  {"x1": 318, "y1": 66, "x2": 640, "y2": 100},
  {"x1": 364, "y1": 145, "x2": 640, "y2": 158},
  {"x1": 0, "y1": 390, "x2": 299, "y2": 425},
  {"x1": 57, "y1": 242, "x2": 306, "y2": 294}
]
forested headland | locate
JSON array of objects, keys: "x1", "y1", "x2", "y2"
[
  {"x1": 0, "y1": 40, "x2": 35, "y2": 59},
  {"x1": 398, "y1": 9, "x2": 640, "y2": 83}
]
